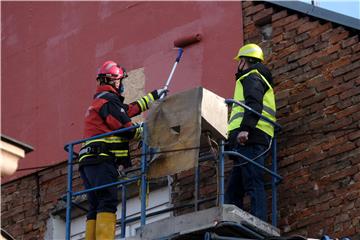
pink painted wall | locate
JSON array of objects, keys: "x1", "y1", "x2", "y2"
[{"x1": 1, "y1": 2, "x2": 243, "y2": 181}]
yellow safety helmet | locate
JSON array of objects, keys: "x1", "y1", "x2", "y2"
[{"x1": 234, "y1": 43, "x2": 264, "y2": 62}]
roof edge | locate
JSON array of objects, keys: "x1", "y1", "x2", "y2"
[
  {"x1": 266, "y1": 0, "x2": 360, "y2": 31},
  {"x1": 1, "y1": 134, "x2": 34, "y2": 153}
]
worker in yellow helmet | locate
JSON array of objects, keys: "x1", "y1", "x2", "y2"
[{"x1": 226, "y1": 43, "x2": 276, "y2": 221}]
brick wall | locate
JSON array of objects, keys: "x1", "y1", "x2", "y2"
[
  {"x1": 1, "y1": 162, "x2": 79, "y2": 240},
  {"x1": 171, "y1": 158, "x2": 220, "y2": 216},
  {"x1": 1, "y1": 144, "x2": 141, "y2": 239},
  {"x1": 242, "y1": 1, "x2": 360, "y2": 238}
]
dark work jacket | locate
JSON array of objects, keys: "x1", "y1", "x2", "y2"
[{"x1": 229, "y1": 63, "x2": 274, "y2": 147}]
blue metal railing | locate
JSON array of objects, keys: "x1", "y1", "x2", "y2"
[
  {"x1": 63, "y1": 98, "x2": 282, "y2": 239},
  {"x1": 223, "y1": 99, "x2": 282, "y2": 226}
]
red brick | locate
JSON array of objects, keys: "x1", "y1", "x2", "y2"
[
  {"x1": 350, "y1": 51, "x2": 360, "y2": 61},
  {"x1": 339, "y1": 46, "x2": 352, "y2": 57},
  {"x1": 244, "y1": 28, "x2": 260, "y2": 39},
  {"x1": 284, "y1": 16, "x2": 306, "y2": 32},
  {"x1": 243, "y1": 16, "x2": 253, "y2": 26},
  {"x1": 326, "y1": 81, "x2": 353, "y2": 97},
  {"x1": 300, "y1": 92, "x2": 327, "y2": 107},
  {"x1": 272, "y1": 33, "x2": 283, "y2": 44},
  {"x1": 253, "y1": 7, "x2": 274, "y2": 24},
  {"x1": 293, "y1": 68, "x2": 321, "y2": 83},
  {"x1": 303, "y1": 36, "x2": 319, "y2": 48},
  {"x1": 297, "y1": 20, "x2": 319, "y2": 34},
  {"x1": 321, "y1": 26, "x2": 347, "y2": 42},
  {"x1": 287, "y1": 47, "x2": 314, "y2": 62},
  {"x1": 349, "y1": 130, "x2": 360, "y2": 141},
  {"x1": 324, "y1": 105, "x2": 339, "y2": 115},
  {"x1": 329, "y1": 30, "x2": 350, "y2": 44},
  {"x1": 276, "y1": 44, "x2": 298, "y2": 59},
  {"x1": 273, "y1": 14, "x2": 298, "y2": 28},
  {"x1": 177, "y1": 169, "x2": 194, "y2": 179},
  {"x1": 272, "y1": 10, "x2": 288, "y2": 22},
  {"x1": 332, "y1": 60, "x2": 360, "y2": 77},
  {"x1": 341, "y1": 35, "x2": 359, "y2": 48},
  {"x1": 352, "y1": 42, "x2": 360, "y2": 52},
  {"x1": 284, "y1": 30, "x2": 297, "y2": 40},
  {"x1": 273, "y1": 62, "x2": 299, "y2": 76},
  {"x1": 309, "y1": 22, "x2": 332, "y2": 38},
  {"x1": 326, "y1": 43, "x2": 341, "y2": 54},
  {"x1": 272, "y1": 26, "x2": 284, "y2": 37},
  {"x1": 241, "y1": 1, "x2": 253, "y2": 9},
  {"x1": 336, "y1": 105, "x2": 360, "y2": 119},
  {"x1": 244, "y1": 22, "x2": 256, "y2": 33},
  {"x1": 314, "y1": 41, "x2": 329, "y2": 51},
  {"x1": 316, "y1": 81, "x2": 333, "y2": 92},
  {"x1": 308, "y1": 114, "x2": 336, "y2": 129},
  {"x1": 243, "y1": 3, "x2": 265, "y2": 16},
  {"x1": 340, "y1": 87, "x2": 360, "y2": 100},
  {"x1": 356, "y1": 77, "x2": 360, "y2": 85},
  {"x1": 295, "y1": 32, "x2": 310, "y2": 43},
  {"x1": 327, "y1": 142, "x2": 356, "y2": 158},
  {"x1": 310, "y1": 101, "x2": 325, "y2": 113}
]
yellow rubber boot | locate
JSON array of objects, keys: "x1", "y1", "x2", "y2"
[
  {"x1": 96, "y1": 212, "x2": 116, "y2": 240},
  {"x1": 85, "y1": 219, "x2": 96, "y2": 240}
]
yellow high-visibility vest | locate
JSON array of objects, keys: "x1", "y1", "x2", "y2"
[{"x1": 228, "y1": 69, "x2": 276, "y2": 137}]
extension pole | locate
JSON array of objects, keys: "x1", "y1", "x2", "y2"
[{"x1": 159, "y1": 48, "x2": 183, "y2": 99}]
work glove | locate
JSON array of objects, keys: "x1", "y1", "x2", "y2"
[
  {"x1": 237, "y1": 131, "x2": 249, "y2": 145},
  {"x1": 117, "y1": 164, "x2": 127, "y2": 179},
  {"x1": 156, "y1": 88, "x2": 169, "y2": 99}
]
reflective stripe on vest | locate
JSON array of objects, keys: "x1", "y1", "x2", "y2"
[
  {"x1": 228, "y1": 69, "x2": 276, "y2": 137},
  {"x1": 137, "y1": 92, "x2": 155, "y2": 112},
  {"x1": 79, "y1": 135, "x2": 129, "y2": 162}
]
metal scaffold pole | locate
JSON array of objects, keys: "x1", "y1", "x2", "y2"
[
  {"x1": 65, "y1": 144, "x2": 74, "y2": 240},
  {"x1": 140, "y1": 124, "x2": 148, "y2": 226},
  {"x1": 271, "y1": 135, "x2": 278, "y2": 227},
  {"x1": 219, "y1": 140, "x2": 225, "y2": 206},
  {"x1": 121, "y1": 185, "x2": 127, "y2": 237}
]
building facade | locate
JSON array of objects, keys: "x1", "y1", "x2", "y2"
[{"x1": 2, "y1": 1, "x2": 360, "y2": 239}]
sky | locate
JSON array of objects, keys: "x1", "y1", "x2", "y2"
[{"x1": 300, "y1": 0, "x2": 360, "y2": 19}]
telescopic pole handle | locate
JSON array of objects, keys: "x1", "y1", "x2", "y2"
[
  {"x1": 175, "y1": 48, "x2": 184, "y2": 62},
  {"x1": 160, "y1": 48, "x2": 184, "y2": 99}
]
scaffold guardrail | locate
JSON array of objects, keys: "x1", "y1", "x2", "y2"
[{"x1": 63, "y1": 99, "x2": 282, "y2": 239}]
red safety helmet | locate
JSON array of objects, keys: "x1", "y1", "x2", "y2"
[{"x1": 97, "y1": 60, "x2": 127, "y2": 80}]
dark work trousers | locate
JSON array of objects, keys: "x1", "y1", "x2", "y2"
[
  {"x1": 224, "y1": 144, "x2": 268, "y2": 221},
  {"x1": 79, "y1": 160, "x2": 119, "y2": 220}
]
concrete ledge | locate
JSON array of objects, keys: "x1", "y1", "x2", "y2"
[{"x1": 137, "y1": 204, "x2": 280, "y2": 239}]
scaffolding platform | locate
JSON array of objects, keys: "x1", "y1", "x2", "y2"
[{"x1": 133, "y1": 204, "x2": 280, "y2": 240}]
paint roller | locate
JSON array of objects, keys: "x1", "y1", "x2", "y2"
[
  {"x1": 160, "y1": 33, "x2": 202, "y2": 98},
  {"x1": 173, "y1": 33, "x2": 202, "y2": 48}
]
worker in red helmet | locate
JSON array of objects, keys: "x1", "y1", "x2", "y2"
[
  {"x1": 79, "y1": 60, "x2": 165, "y2": 240},
  {"x1": 226, "y1": 44, "x2": 276, "y2": 222}
]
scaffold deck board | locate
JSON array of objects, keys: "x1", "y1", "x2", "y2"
[{"x1": 134, "y1": 204, "x2": 280, "y2": 240}]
